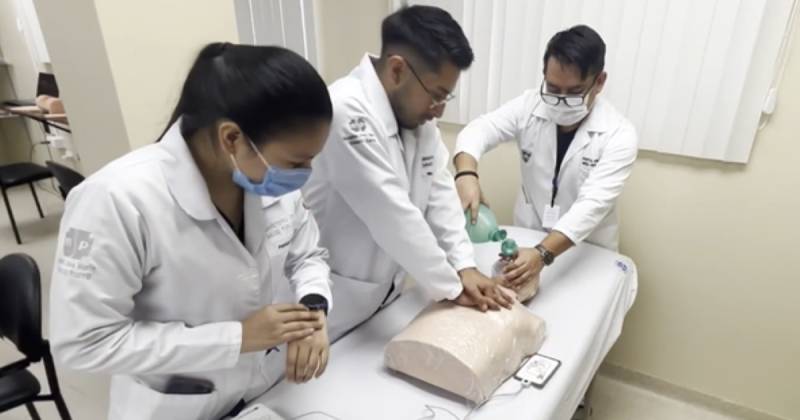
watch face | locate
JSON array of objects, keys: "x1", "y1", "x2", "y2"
[{"x1": 536, "y1": 245, "x2": 554, "y2": 265}]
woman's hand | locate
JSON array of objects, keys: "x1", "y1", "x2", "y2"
[
  {"x1": 286, "y1": 314, "x2": 329, "y2": 383},
  {"x1": 240, "y1": 304, "x2": 323, "y2": 354}
]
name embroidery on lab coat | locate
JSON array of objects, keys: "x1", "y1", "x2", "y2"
[
  {"x1": 581, "y1": 157, "x2": 600, "y2": 168},
  {"x1": 343, "y1": 117, "x2": 377, "y2": 146},
  {"x1": 56, "y1": 228, "x2": 97, "y2": 280},
  {"x1": 266, "y1": 219, "x2": 293, "y2": 249},
  {"x1": 421, "y1": 155, "x2": 435, "y2": 176}
]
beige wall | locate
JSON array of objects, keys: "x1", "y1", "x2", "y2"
[
  {"x1": 34, "y1": 0, "x2": 130, "y2": 173},
  {"x1": 33, "y1": 0, "x2": 239, "y2": 173},
  {"x1": 93, "y1": 0, "x2": 239, "y2": 150},
  {"x1": 321, "y1": 2, "x2": 800, "y2": 418},
  {"x1": 603, "y1": 20, "x2": 800, "y2": 419},
  {"x1": 314, "y1": 0, "x2": 387, "y2": 83}
]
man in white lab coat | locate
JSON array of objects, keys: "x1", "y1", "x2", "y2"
[
  {"x1": 304, "y1": 5, "x2": 513, "y2": 340},
  {"x1": 454, "y1": 25, "x2": 638, "y2": 292}
]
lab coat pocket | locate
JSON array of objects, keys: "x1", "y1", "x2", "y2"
[
  {"x1": 109, "y1": 375, "x2": 219, "y2": 420},
  {"x1": 258, "y1": 347, "x2": 286, "y2": 390}
]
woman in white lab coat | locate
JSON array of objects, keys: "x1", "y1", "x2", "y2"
[
  {"x1": 454, "y1": 25, "x2": 638, "y2": 292},
  {"x1": 49, "y1": 43, "x2": 334, "y2": 420}
]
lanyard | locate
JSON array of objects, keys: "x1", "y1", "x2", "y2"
[
  {"x1": 551, "y1": 128, "x2": 577, "y2": 206},
  {"x1": 551, "y1": 162, "x2": 563, "y2": 207}
]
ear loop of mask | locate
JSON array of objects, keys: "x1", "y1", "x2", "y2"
[{"x1": 229, "y1": 138, "x2": 271, "y2": 178}]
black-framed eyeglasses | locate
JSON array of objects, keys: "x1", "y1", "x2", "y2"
[
  {"x1": 404, "y1": 58, "x2": 456, "y2": 109},
  {"x1": 539, "y1": 79, "x2": 597, "y2": 107}
]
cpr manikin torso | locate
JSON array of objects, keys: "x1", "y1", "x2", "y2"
[{"x1": 385, "y1": 290, "x2": 545, "y2": 403}]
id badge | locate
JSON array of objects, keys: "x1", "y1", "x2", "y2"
[{"x1": 542, "y1": 204, "x2": 561, "y2": 230}]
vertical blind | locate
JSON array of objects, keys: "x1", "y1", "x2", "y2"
[
  {"x1": 401, "y1": 0, "x2": 796, "y2": 163},
  {"x1": 234, "y1": 0, "x2": 319, "y2": 68}
]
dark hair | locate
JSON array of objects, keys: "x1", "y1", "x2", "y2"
[
  {"x1": 543, "y1": 25, "x2": 606, "y2": 80},
  {"x1": 381, "y1": 5, "x2": 474, "y2": 71},
  {"x1": 159, "y1": 43, "x2": 332, "y2": 144}
]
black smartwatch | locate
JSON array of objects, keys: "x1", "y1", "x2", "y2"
[
  {"x1": 534, "y1": 244, "x2": 555, "y2": 266},
  {"x1": 300, "y1": 294, "x2": 329, "y2": 315}
]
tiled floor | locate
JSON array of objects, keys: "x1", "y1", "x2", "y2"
[{"x1": 0, "y1": 186, "x2": 752, "y2": 420}]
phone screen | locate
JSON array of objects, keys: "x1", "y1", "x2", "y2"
[{"x1": 513, "y1": 354, "x2": 561, "y2": 388}]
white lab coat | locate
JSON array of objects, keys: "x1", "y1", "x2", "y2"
[
  {"x1": 49, "y1": 121, "x2": 332, "y2": 420},
  {"x1": 303, "y1": 54, "x2": 474, "y2": 340},
  {"x1": 455, "y1": 90, "x2": 638, "y2": 250}
]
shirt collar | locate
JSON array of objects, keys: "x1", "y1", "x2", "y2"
[
  {"x1": 351, "y1": 53, "x2": 399, "y2": 137},
  {"x1": 159, "y1": 119, "x2": 218, "y2": 221}
]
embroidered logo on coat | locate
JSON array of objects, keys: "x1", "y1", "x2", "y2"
[
  {"x1": 343, "y1": 117, "x2": 377, "y2": 145},
  {"x1": 348, "y1": 117, "x2": 367, "y2": 132},
  {"x1": 63, "y1": 228, "x2": 94, "y2": 259},
  {"x1": 57, "y1": 228, "x2": 97, "y2": 280}
]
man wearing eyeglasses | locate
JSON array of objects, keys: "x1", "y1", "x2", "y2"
[
  {"x1": 303, "y1": 5, "x2": 513, "y2": 341},
  {"x1": 454, "y1": 25, "x2": 638, "y2": 292}
]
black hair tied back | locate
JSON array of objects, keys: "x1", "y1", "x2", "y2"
[{"x1": 158, "y1": 42, "x2": 332, "y2": 145}]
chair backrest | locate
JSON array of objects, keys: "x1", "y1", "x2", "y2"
[
  {"x1": 0, "y1": 253, "x2": 45, "y2": 361},
  {"x1": 37, "y1": 72, "x2": 59, "y2": 98},
  {"x1": 45, "y1": 161, "x2": 85, "y2": 199}
]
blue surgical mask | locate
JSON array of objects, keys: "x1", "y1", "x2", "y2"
[{"x1": 230, "y1": 141, "x2": 311, "y2": 197}]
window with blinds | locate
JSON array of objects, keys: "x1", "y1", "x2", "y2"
[
  {"x1": 400, "y1": 0, "x2": 797, "y2": 163},
  {"x1": 234, "y1": 0, "x2": 319, "y2": 68}
]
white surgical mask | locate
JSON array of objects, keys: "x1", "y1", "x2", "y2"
[
  {"x1": 544, "y1": 102, "x2": 590, "y2": 126},
  {"x1": 540, "y1": 78, "x2": 598, "y2": 126}
]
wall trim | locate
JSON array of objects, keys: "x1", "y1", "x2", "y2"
[{"x1": 599, "y1": 363, "x2": 788, "y2": 420}]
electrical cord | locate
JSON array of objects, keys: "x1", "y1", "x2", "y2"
[
  {"x1": 418, "y1": 405, "x2": 461, "y2": 420},
  {"x1": 289, "y1": 411, "x2": 344, "y2": 420},
  {"x1": 759, "y1": 0, "x2": 799, "y2": 131},
  {"x1": 419, "y1": 381, "x2": 531, "y2": 420}
]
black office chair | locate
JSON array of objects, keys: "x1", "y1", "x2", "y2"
[
  {"x1": 0, "y1": 163, "x2": 53, "y2": 244},
  {"x1": 45, "y1": 162, "x2": 84, "y2": 199},
  {"x1": 0, "y1": 253, "x2": 72, "y2": 420}
]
